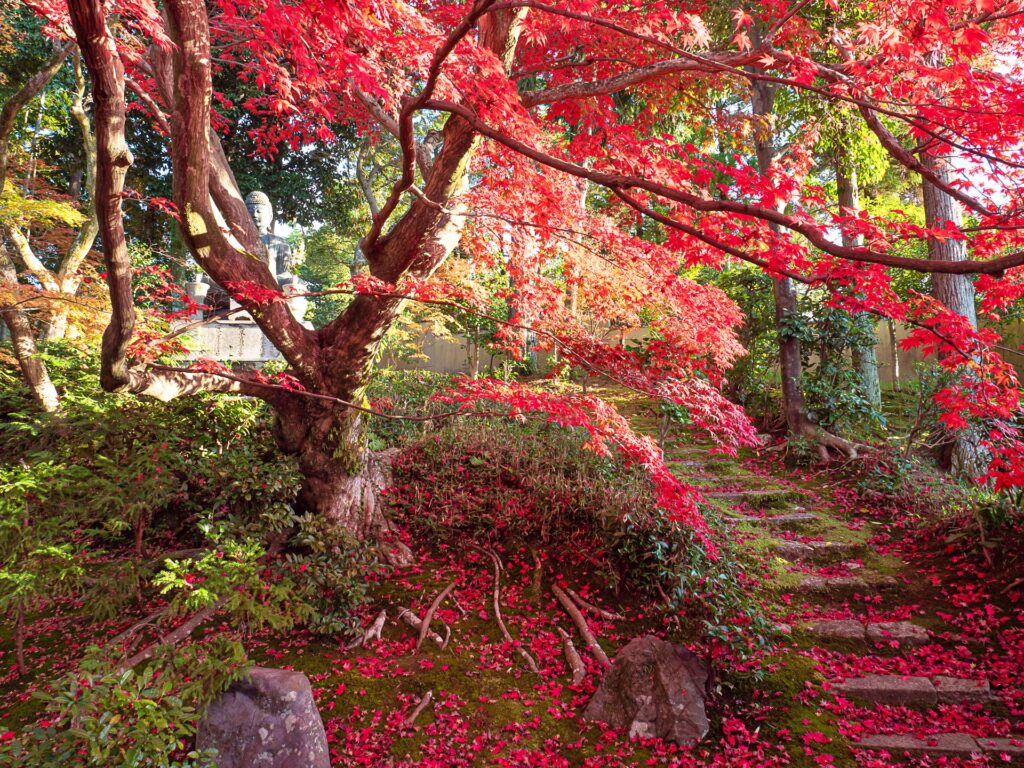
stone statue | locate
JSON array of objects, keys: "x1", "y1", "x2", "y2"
[
  {"x1": 243, "y1": 190, "x2": 309, "y2": 325},
  {"x1": 244, "y1": 191, "x2": 299, "y2": 278}
]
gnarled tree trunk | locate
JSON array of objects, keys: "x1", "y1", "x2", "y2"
[
  {"x1": 1, "y1": 246, "x2": 60, "y2": 412},
  {"x1": 68, "y1": 0, "x2": 525, "y2": 561}
]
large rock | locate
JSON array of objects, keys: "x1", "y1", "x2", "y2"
[
  {"x1": 196, "y1": 667, "x2": 330, "y2": 768},
  {"x1": 583, "y1": 635, "x2": 709, "y2": 746}
]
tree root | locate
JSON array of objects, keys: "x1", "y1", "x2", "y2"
[
  {"x1": 397, "y1": 606, "x2": 447, "y2": 648},
  {"x1": 482, "y1": 548, "x2": 540, "y2": 675},
  {"x1": 557, "y1": 627, "x2": 587, "y2": 685},
  {"x1": 416, "y1": 581, "x2": 456, "y2": 652},
  {"x1": 565, "y1": 586, "x2": 624, "y2": 622},
  {"x1": 347, "y1": 609, "x2": 387, "y2": 650},
  {"x1": 552, "y1": 583, "x2": 611, "y2": 669},
  {"x1": 404, "y1": 690, "x2": 433, "y2": 728},
  {"x1": 767, "y1": 423, "x2": 869, "y2": 462}
]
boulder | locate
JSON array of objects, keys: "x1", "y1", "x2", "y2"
[
  {"x1": 583, "y1": 635, "x2": 709, "y2": 747},
  {"x1": 196, "y1": 667, "x2": 330, "y2": 768}
]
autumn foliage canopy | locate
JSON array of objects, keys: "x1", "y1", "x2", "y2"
[{"x1": 19, "y1": 0, "x2": 1024, "y2": 532}]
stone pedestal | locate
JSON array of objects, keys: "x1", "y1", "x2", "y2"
[{"x1": 187, "y1": 321, "x2": 282, "y2": 363}]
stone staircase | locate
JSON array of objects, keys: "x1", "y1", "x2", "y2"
[{"x1": 668, "y1": 448, "x2": 1024, "y2": 765}]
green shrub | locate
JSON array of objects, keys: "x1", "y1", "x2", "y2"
[
  {"x1": 0, "y1": 643, "x2": 247, "y2": 768},
  {"x1": 388, "y1": 419, "x2": 774, "y2": 661}
]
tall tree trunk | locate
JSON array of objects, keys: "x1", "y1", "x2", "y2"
[
  {"x1": 835, "y1": 143, "x2": 882, "y2": 410},
  {"x1": 748, "y1": 71, "x2": 858, "y2": 458},
  {"x1": 888, "y1": 319, "x2": 901, "y2": 391},
  {"x1": 750, "y1": 79, "x2": 809, "y2": 436},
  {"x1": 922, "y1": 152, "x2": 988, "y2": 476}
]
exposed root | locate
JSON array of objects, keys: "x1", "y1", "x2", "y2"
[
  {"x1": 416, "y1": 581, "x2": 457, "y2": 652},
  {"x1": 397, "y1": 606, "x2": 445, "y2": 647},
  {"x1": 404, "y1": 690, "x2": 433, "y2": 728},
  {"x1": 405, "y1": 690, "x2": 434, "y2": 728},
  {"x1": 767, "y1": 423, "x2": 869, "y2": 462},
  {"x1": 347, "y1": 609, "x2": 387, "y2": 650},
  {"x1": 565, "y1": 586, "x2": 625, "y2": 622},
  {"x1": 530, "y1": 548, "x2": 544, "y2": 598},
  {"x1": 813, "y1": 427, "x2": 866, "y2": 461},
  {"x1": 552, "y1": 583, "x2": 611, "y2": 669},
  {"x1": 482, "y1": 547, "x2": 540, "y2": 675},
  {"x1": 557, "y1": 627, "x2": 587, "y2": 685}
]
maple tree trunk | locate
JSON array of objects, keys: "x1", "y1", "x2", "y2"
[
  {"x1": 923, "y1": 153, "x2": 989, "y2": 476},
  {"x1": 772, "y1": 275, "x2": 809, "y2": 435},
  {"x1": 888, "y1": 319, "x2": 901, "y2": 391}
]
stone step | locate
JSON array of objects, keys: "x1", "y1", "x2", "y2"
[
  {"x1": 797, "y1": 574, "x2": 898, "y2": 595},
  {"x1": 807, "y1": 620, "x2": 930, "y2": 647},
  {"x1": 773, "y1": 540, "x2": 858, "y2": 563},
  {"x1": 704, "y1": 488, "x2": 794, "y2": 501},
  {"x1": 854, "y1": 733, "x2": 1024, "y2": 761},
  {"x1": 731, "y1": 512, "x2": 819, "y2": 530},
  {"x1": 867, "y1": 621, "x2": 930, "y2": 647},
  {"x1": 833, "y1": 674, "x2": 992, "y2": 706}
]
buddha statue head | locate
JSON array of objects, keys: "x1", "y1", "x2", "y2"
[{"x1": 245, "y1": 190, "x2": 273, "y2": 235}]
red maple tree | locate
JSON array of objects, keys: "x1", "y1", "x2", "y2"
[{"x1": 25, "y1": 0, "x2": 1024, "y2": 556}]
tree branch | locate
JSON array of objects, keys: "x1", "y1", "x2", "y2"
[{"x1": 422, "y1": 98, "x2": 1024, "y2": 276}]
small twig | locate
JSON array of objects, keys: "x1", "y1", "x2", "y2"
[
  {"x1": 656, "y1": 583, "x2": 685, "y2": 634},
  {"x1": 565, "y1": 586, "x2": 625, "y2": 622},
  {"x1": 557, "y1": 627, "x2": 587, "y2": 685},
  {"x1": 397, "y1": 607, "x2": 444, "y2": 647},
  {"x1": 482, "y1": 548, "x2": 540, "y2": 675},
  {"x1": 552, "y1": 583, "x2": 611, "y2": 669},
  {"x1": 1001, "y1": 576, "x2": 1024, "y2": 595},
  {"x1": 404, "y1": 690, "x2": 433, "y2": 728},
  {"x1": 416, "y1": 581, "x2": 457, "y2": 652}
]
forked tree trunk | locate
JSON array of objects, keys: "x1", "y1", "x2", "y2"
[{"x1": 922, "y1": 152, "x2": 989, "y2": 477}]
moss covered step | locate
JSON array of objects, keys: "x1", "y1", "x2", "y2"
[
  {"x1": 832, "y1": 674, "x2": 992, "y2": 706},
  {"x1": 704, "y1": 488, "x2": 801, "y2": 506},
  {"x1": 731, "y1": 512, "x2": 819, "y2": 529},
  {"x1": 797, "y1": 573, "x2": 898, "y2": 595},
  {"x1": 854, "y1": 733, "x2": 1024, "y2": 762},
  {"x1": 807, "y1": 620, "x2": 930, "y2": 647},
  {"x1": 773, "y1": 540, "x2": 859, "y2": 563}
]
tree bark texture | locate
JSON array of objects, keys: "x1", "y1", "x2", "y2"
[
  {"x1": 750, "y1": 76, "x2": 809, "y2": 436},
  {"x1": 922, "y1": 152, "x2": 989, "y2": 477},
  {"x1": 0, "y1": 246, "x2": 60, "y2": 412}
]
